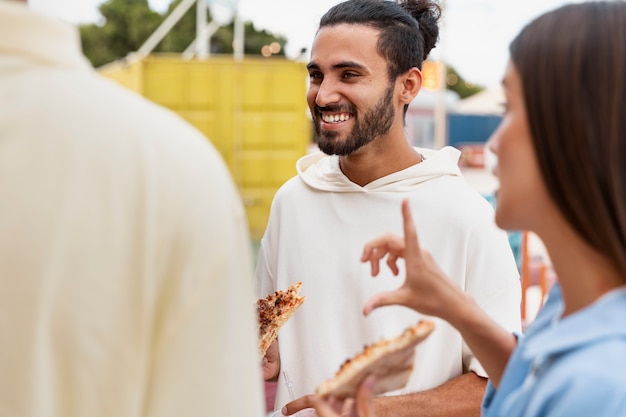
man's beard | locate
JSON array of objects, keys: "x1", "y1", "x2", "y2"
[{"x1": 313, "y1": 84, "x2": 395, "y2": 156}]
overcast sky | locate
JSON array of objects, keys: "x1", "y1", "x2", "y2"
[{"x1": 27, "y1": 0, "x2": 584, "y2": 87}]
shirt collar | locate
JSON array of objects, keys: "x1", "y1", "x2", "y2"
[
  {"x1": 0, "y1": 0, "x2": 92, "y2": 71},
  {"x1": 522, "y1": 284, "x2": 626, "y2": 359}
]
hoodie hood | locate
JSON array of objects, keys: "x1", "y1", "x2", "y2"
[{"x1": 297, "y1": 146, "x2": 463, "y2": 192}]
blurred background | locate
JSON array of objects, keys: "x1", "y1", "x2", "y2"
[
  {"x1": 23, "y1": 2, "x2": 572, "y2": 410},
  {"x1": 28, "y1": 0, "x2": 564, "y2": 329}
]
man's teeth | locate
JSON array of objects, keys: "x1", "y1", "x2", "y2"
[{"x1": 321, "y1": 113, "x2": 352, "y2": 123}]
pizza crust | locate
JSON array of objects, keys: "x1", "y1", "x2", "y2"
[
  {"x1": 315, "y1": 320, "x2": 435, "y2": 399},
  {"x1": 258, "y1": 282, "x2": 305, "y2": 358}
]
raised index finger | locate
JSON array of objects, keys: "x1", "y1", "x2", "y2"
[{"x1": 401, "y1": 199, "x2": 421, "y2": 256}]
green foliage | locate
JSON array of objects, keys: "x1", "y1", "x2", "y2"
[
  {"x1": 155, "y1": 0, "x2": 199, "y2": 53},
  {"x1": 80, "y1": 0, "x2": 161, "y2": 67},
  {"x1": 79, "y1": 0, "x2": 287, "y2": 67},
  {"x1": 445, "y1": 64, "x2": 484, "y2": 99},
  {"x1": 211, "y1": 22, "x2": 286, "y2": 55},
  {"x1": 243, "y1": 24, "x2": 287, "y2": 56}
]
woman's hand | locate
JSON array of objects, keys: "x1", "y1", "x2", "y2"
[{"x1": 361, "y1": 199, "x2": 461, "y2": 319}]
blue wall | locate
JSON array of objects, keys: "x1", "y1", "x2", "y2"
[{"x1": 447, "y1": 113, "x2": 502, "y2": 147}]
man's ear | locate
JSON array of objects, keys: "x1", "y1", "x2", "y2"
[{"x1": 400, "y1": 67, "x2": 422, "y2": 104}]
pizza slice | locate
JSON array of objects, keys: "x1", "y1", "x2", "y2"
[
  {"x1": 258, "y1": 281, "x2": 305, "y2": 358},
  {"x1": 315, "y1": 320, "x2": 435, "y2": 399}
]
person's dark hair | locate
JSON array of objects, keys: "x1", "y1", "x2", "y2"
[
  {"x1": 510, "y1": 2, "x2": 626, "y2": 279},
  {"x1": 319, "y1": 0, "x2": 441, "y2": 80}
]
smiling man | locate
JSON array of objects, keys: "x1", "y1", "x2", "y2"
[{"x1": 256, "y1": 1, "x2": 522, "y2": 416}]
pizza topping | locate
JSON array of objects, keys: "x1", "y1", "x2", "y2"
[
  {"x1": 257, "y1": 282, "x2": 305, "y2": 358},
  {"x1": 258, "y1": 284, "x2": 302, "y2": 336}
]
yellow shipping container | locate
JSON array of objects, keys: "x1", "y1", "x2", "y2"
[{"x1": 99, "y1": 54, "x2": 311, "y2": 240}]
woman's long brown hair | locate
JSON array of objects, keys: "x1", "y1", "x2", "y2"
[{"x1": 510, "y1": 2, "x2": 626, "y2": 280}]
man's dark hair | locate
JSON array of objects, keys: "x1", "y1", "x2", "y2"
[{"x1": 319, "y1": 0, "x2": 441, "y2": 80}]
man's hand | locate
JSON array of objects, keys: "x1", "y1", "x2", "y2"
[
  {"x1": 282, "y1": 394, "x2": 348, "y2": 416},
  {"x1": 281, "y1": 394, "x2": 316, "y2": 416},
  {"x1": 311, "y1": 377, "x2": 377, "y2": 417},
  {"x1": 263, "y1": 339, "x2": 280, "y2": 381}
]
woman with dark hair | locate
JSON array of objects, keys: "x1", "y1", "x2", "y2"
[{"x1": 313, "y1": 2, "x2": 626, "y2": 416}]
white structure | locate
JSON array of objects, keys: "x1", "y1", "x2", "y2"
[
  {"x1": 454, "y1": 85, "x2": 504, "y2": 115},
  {"x1": 406, "y1": 88, "x2": 459, "y2": 148}
]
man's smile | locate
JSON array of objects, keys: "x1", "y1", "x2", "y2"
[{"x1": 321, "y1": 112, "x2": 354, "y2": 124}]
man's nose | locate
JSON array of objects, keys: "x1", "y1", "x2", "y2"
[{"x1": 314, "y1": 79, "x2": 341, "y2": 108}]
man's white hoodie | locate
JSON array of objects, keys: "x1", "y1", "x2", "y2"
[{"x1": 255, "y1": 146, "x2": 521, "y2": 411}]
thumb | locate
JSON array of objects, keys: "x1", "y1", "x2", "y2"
[
  {"x1": 354, "y1": 376, "x2": 377, "y2": 417},
  {"x1": 363, "y1": 291, "x2": 398, "y2": 316},
  {"x1": 311, "y1": 395, "x2": 338, "y2": 417}
]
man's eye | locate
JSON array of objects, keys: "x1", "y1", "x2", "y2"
[
  {"x1": 342, "y1": 72, "x2": 358, "y2": 79},
  {"x1": 309, "y1": 72, "x2": 323, "y2": 80}
]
